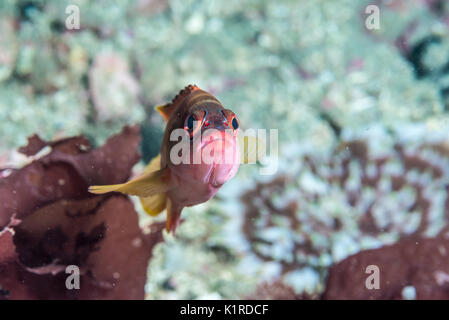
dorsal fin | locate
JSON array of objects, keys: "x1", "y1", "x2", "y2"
[{"x1": 156, "y1": 84, "x2": 200, "y2": 122}]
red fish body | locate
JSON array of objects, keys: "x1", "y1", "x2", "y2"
[{"x1": 89, "y1": 85, "x2": 240, "y2": 234}]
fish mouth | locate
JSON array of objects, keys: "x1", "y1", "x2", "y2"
[
  {"x1": 210, "y1": 180, "x2": 224, "y2": 188},
  {"x1": 199, "y1": 130, "x2": 236, "y2": 149},
  {"x1": 196, "y1": 134, "x2": 238, "y2": 168},
  {"x1": 200, "y1": 137, "x2": 226, "y2": 149}
]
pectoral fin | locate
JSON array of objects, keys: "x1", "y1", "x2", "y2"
[
  {"x1": 138, "y1": 153, "x2": 167, "y2": 216},
  {"x1": 88, "y1": 167, "x2": 173, "y2": 198},
  {"x1": 140, "y1": 193, "x2": 167, "y2": 216},
  {"x1": 144, "y1": 153, "x2": 161, "y2": 173},
  {"x1": 238, "y1": 135, "x2": 266, "y2": 164}
]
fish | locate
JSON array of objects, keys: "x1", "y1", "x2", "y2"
[{"x1": 88, "y1": 85, "x2": 244, "y2": 234}]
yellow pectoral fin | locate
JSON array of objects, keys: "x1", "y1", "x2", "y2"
[
  {"x1": 136, "y1": 153, "x2": 167, "y2": 216},
  {"x1": 144, "y1": 153, "x2": 161, "y2": 173},
  {"x1": 88, "y1": 167, "x2": 173, "y2": 198},
  {"x1": 238, "y1": 135, "x2": 266, "y2": 164},
  {"x1": 140, "y1": 193, "x2": 167, "y2": 216}
]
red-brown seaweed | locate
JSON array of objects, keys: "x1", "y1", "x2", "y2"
[{"x1": 0, "y1": 125, "x2": 164, "y2": 300}]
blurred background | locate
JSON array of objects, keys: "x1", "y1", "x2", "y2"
[{"x1": 2, "y1": 0, "x2": 449, "y2": 299}]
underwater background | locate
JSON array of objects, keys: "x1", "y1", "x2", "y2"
[{"x1": 2, "y1": 0, "x2": 449, "y2": 299}]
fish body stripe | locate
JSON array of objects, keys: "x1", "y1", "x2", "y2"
[
  {"x1": 186, "y1": 91, "x2": 222, "y2": 110},
  {"x1": 189, "y1": 98, "x2": 222, "y2": 110}
]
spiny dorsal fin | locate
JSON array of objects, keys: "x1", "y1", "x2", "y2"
[{"x1": 156, "y1": 84, "x2": 200, "y2": 122}]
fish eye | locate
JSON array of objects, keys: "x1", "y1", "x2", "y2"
[
  {"x1": 185, "y1": 115, "x2": 195, "y2": 131},
  {"x1": 184, "y1": 113, "x2": 204, "y2": 138},
  {"x1": 231, "y1": 117, "x2": 239, "y2": 130}
]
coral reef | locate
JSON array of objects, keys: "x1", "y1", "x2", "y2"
[
  {"x1": 1, "y1": 0, "x2": 448, "y2": 155},
  {"x1": 239, "y1": 136, "x2": 449, "y2": 298},
  {"x1": 1, "y1": 0, "x2": 449, "y2": 300}
]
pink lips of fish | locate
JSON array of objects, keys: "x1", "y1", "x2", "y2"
[
  {"x1": 173, "y1": 128, "x2": 240, "y2": 188},
  {"x1": 198, "y1": 129, "x2": 240, "y2": 187}
]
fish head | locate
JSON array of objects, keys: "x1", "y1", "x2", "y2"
[{"x1": 169, "y1": 101, "x2": 240, "y2": 188}]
